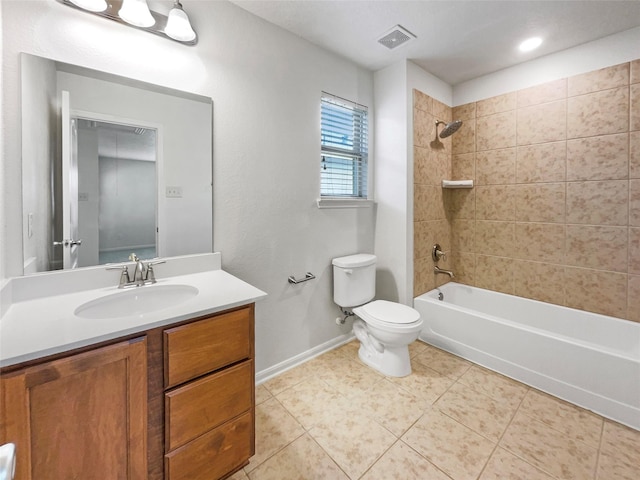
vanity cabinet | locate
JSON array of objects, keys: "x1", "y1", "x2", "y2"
[
  {"x1": 0, "y1": 304, "x2": 256, "y2": 480},
  {"x1": 163, "y1": 306, "x2": 255, "y2": 480},
  {"x1": 0, "y1": 337, "x2": 148, "y2": 480}
]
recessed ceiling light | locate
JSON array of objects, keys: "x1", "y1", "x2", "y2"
[{"x1": 519, "y1": 37, "x2": 543, "y2": 52}]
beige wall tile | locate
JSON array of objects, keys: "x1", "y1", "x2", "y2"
[
  {"x1": 476, "y1": 185, "x2": 515, "y2": 221},
  {"x1": 477, "y1": 111, "x2": 516, "y2": 151},
  {"x1": 629, "y1": 275, "x2": 640, "y2": 322},
  {"x1": 568, "y1": 63, "x2": 629, "y2": 96},
  {"x1": 566, "y1": 225, "x2": 628, "y2": 272},
  {"x1": 414, "y1": 146, "x2": 430, "y2": 185},
  {"x1": 450, "y1": 251, "x2": 475, "y2": 285},
  {"x1": 477, "y1": 92, "x2": 516, "y2": 117},
  {"x1": 475, "y1": 221, "x2": 515, "y2": 258},
  {"x1": 632, "y1": 60, "x2": 640, "y2": 84},
  {"x1": 566, "y1": 133, "x2": 629, "y2": 181},
  {"x1": 630, "y1": 228, "x2": 640, "y2": 275},
  {"x1": 452, "y1": 118, "x2": 476, "y2": 155},
  {"x1": 453, "y1": 102, "x2": 476, "y2": 120},
  {"x1": 414, "y1": 221, "x2": 431, "y2": 261},
  {"x1": 517, "y1": 79, "x2": 567, "y2": 108},
  {"x1": 414, "y1": 255, "x2": 435, "y2": 297},
  {"x1": 451, "y1": 219, "x2": 475, "y2": 253},
  {"x1": 414, "y1": 108, "x2": 433, "y2": 148},
  {"x1": 415, "y1": 185, "x2": 445, "y2": 221},
  {"x1": 631, "y1": 179, "x2": 640, "y2": 227},
  {"x1": 515, "y1": 183, "x2": 565, "y2": 223},
  {"x1": 516, "y1": 142, "x2": 566, "y2": 183},
  {"x1": 631, "y1": 131, "x2": 640, "y2": 178},
  {"x1": 433, "y1": 99, "x2": 452, "y2": 123},
  {"x1": 566, "y1": 180, "x2": 628, "y2": 226},
  {"x1": 564, "y1": 267, "x2": 627, "y2": 318},
  {"x1": 444, "y1": 188, "x2": 475, "y2": 220},
  {"x1": 414, "y1": 89, "x2": 432, "y2": 114},
  {"x1": 514, "y1": 223, "x2": 565, "y2": 264},
  {"x1": 476, "y1": 148, "x2": 516, "y2": 185},
  {"x1": 517, "y1": 100, "x2": 566, "y2": 145},
  {"x1": 513, "y1": 260, "x2": 565, "y2": 306},
  {"x1": 452, "y1": 153, "x2": 475, "y2": 181},
  {"x1": 567, "y1": 87, "x2": 629, "y2": 138},
  {"x1": 631, "y1": 83, "x2": 640, "y2": 131},
  {"x1": 475, "y1": 255, "x2": 514, "y2": 294}
]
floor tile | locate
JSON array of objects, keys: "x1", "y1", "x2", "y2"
[
  {"x1": 255, "y1": 384, "x2": 272, "y2": 405},
  {"x1": 519, "y1": 389, "x2": 603, "y2": 447},
  {"x1": 317, "y1": 355, "x2": 384, "y2": 399},
  {"x1": 479, "y1": 447, "x2": 555, "y2": 480},
  {"x1": 352, "y1": 377, "x2": 428, "y2": 437},
  {"x1": 597, "y1": 420, "x2": 640, "y2": 480},
  {"x1": 246, "y1": 397, "x2": 306, "y2": 472},
  {"x1": 229, "y1": 469, "x2": 249, "y2": 480},
  {"x1": 263, "y1": 362, "x2": 315, "y2": 395},
  {"x1": 276, "y1": 376, "x2": 346, "y2": 430},
  {"x1": 248, "y1": 433, "x2": 348, "y2": 480},
  {"x1": 360, "y1": 440, "x2": 451, "y2": 480},
  {"x1": 402, "y1": 409, "x2": 496, "y2": 480},
  {"x1": 308, "y1": 407, "x2": 396, "y2": 479},
  {"x1": 334, "y1": 340, "x2": 360, "y2": 358},
  {"x1": 387, "y1": 359, "x2": 456, "y2": 405},
  {"x1": 413, "y1": 345, "x2": 473, "y2": 379},
  {"x1": 500, "y1": 411, "x2": 598, "y2": 480},
  {"x1": 435, "y1": 381, "x2": 516, "y2": 442},
  {"x1": 458, "y1": 365, "x2": 528, "y2": 409},
  {"x1": 408, "y1": 340, "x2": 429, "y2": 358}
]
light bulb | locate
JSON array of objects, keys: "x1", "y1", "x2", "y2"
[
  {"x1": 119, "y1": 0, "x2": 155, "y2": 28},
  {"x1": 165, "y1": 2, "x2": 196, "y2": 42},
  {"x1": 69, "y1": 0, "x2": 107, "y2": 12}
]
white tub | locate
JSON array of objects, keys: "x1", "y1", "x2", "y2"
[{"x1": 414, "y1": 282, "x2": 640, "y2": 430}]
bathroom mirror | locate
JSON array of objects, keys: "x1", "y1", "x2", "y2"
[{"x1": 21, "y1": 53, "x2": 213, "y2": 274}]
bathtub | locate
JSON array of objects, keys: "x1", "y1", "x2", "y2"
[{"x1": 414, "y1": 282, "x2": 640, "y2": 430}]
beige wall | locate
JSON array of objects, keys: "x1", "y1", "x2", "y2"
[{"x1": 414, "y1": 60, "x2": 640, "y2": 322}]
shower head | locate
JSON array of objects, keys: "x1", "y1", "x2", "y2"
[{"x1": 435, "y1": 120, "x2": 463, "y2": 138}]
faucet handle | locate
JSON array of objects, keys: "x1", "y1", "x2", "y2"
[
  {"x1": 106, "y1": 265, "x2": 131, "y2": 288},
  {"x1": 432, "y1": 243, "x2": 447, "y2": 262}
]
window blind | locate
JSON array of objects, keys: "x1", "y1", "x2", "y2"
[{"x1": 320, "y1": 93, "x2": 368, "y2": 198}]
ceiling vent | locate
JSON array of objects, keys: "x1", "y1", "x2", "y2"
[{"x1": 377, "y1": 25, "x2": 416, "y2": 50}]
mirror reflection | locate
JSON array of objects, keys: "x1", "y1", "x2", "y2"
[{"x1": 21, "y1": 53, "x2": 213, "y2": 274}]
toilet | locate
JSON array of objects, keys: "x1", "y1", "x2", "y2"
[{"x1": 332, "y1": 253, "x2": 423, "y2": 377}]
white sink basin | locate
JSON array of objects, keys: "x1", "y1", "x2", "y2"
[{"x1": 74, "y1": 284, "x2": 199, "y2": 319}]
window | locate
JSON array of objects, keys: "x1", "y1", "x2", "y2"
[{"x1": 320, "y1": 93, "x2": 368, "y2": 199}]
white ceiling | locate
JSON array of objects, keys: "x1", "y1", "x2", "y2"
[{"x1": 231, "y1": 0, "x2": 640, "y2": 85}]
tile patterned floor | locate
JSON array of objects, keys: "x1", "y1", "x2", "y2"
[{"x1": 231, "y1": 340, "x2": 640, "y2": 480}]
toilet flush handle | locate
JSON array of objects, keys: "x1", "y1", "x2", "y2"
[{"x1": 345, "y1": 269, "x2": 353, "y2": 275}]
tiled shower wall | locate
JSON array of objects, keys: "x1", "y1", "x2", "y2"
[{"x1": 413, "y1": 60, "x2": 640, "y2": 322}]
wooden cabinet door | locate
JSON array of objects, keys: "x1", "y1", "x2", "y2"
[{"x1": 0, "y1": 337, "x2": 147, "y2": 480}]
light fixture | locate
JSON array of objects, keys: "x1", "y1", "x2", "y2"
[
  {"x1": 57, "y1": 0, "x2": 198, "y2": 45},
  {"x1": 69, "y1": 0, "x2": 107, "y2": 12},
  {"x1": 119, "y1": 0, "x2": 155, "y2": 28},
  {"x1": 519, "y1": 36, "x2": 543, "y2": 52},
  {"x1": 165, "y1": 1, "x2": 196, "y2": 42}
]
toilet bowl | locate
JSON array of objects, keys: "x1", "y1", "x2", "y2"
[
  {"x1": 332, "y1": 254, "x2": 423, "y2": 377},
  {"x1": 353, "y1": 300, "x2": 423, "y2": 377}
]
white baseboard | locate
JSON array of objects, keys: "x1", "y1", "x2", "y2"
[{"x1": 255, "y1": 333, "x2": 356, "y2": 385}]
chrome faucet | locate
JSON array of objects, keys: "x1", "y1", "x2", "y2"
[
  {"x1": 434, "y1": 266, "x2": 455, "y2": 278},
  {"x1": 106, "y1": 254, "x2": 166, "y2": 288}
]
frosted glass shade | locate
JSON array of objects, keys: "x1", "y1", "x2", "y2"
[
  {"x1": 69, "y1": 0, "x2": 107, "y2": 12},
  {"x1": 165, "y1": 5, "x2": 196, "y2": 42},
  {"x1": 119, "y1": 0, "x2": 155, "y2": 28}
]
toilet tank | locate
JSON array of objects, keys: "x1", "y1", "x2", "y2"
[{"x1": 332, "y1": 254, "x2": 376, "y2": 308}]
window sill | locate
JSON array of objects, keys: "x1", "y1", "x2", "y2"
[{"x1": 316, "y1": 198, "x2": 374, "y2": 209}]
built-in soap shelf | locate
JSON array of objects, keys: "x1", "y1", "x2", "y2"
[{"x1": 442, "y1": 179, "x2": 474, "y2": 189}]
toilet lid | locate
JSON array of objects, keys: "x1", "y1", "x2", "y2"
[{"x1": 359, "y1": 300, "x2": 420, "y2": 325}]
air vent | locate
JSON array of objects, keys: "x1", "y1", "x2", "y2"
[{"x1": 377, "y1": 25, "x2": 416, "y2": 50}]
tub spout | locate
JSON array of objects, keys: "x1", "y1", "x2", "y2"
[{"x1": 434, "y1": 266, "x2": 454, "y2": 278}]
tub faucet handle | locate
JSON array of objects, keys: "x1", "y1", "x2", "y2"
[{"x1": 432, "y1": 244, "x2": 446, "y2": 262}]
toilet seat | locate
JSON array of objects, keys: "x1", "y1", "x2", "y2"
[{"x1": 355, "y1": 300, "x2": 421, "y2": 330}]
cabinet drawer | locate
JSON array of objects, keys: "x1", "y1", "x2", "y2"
[
  {"x1": 164, "y1": 307, "x2": 251, "y2": 388},
  {"x1": 165, "y1": 361, "x2": 252, "y2": 452},
  {"x1": 164, "y1": 411, "x2": 252, "y2": 480}
]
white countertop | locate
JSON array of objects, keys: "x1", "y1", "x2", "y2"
[{"x1": 0, "y1": 254, "x2": 267, "y2": 368}]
